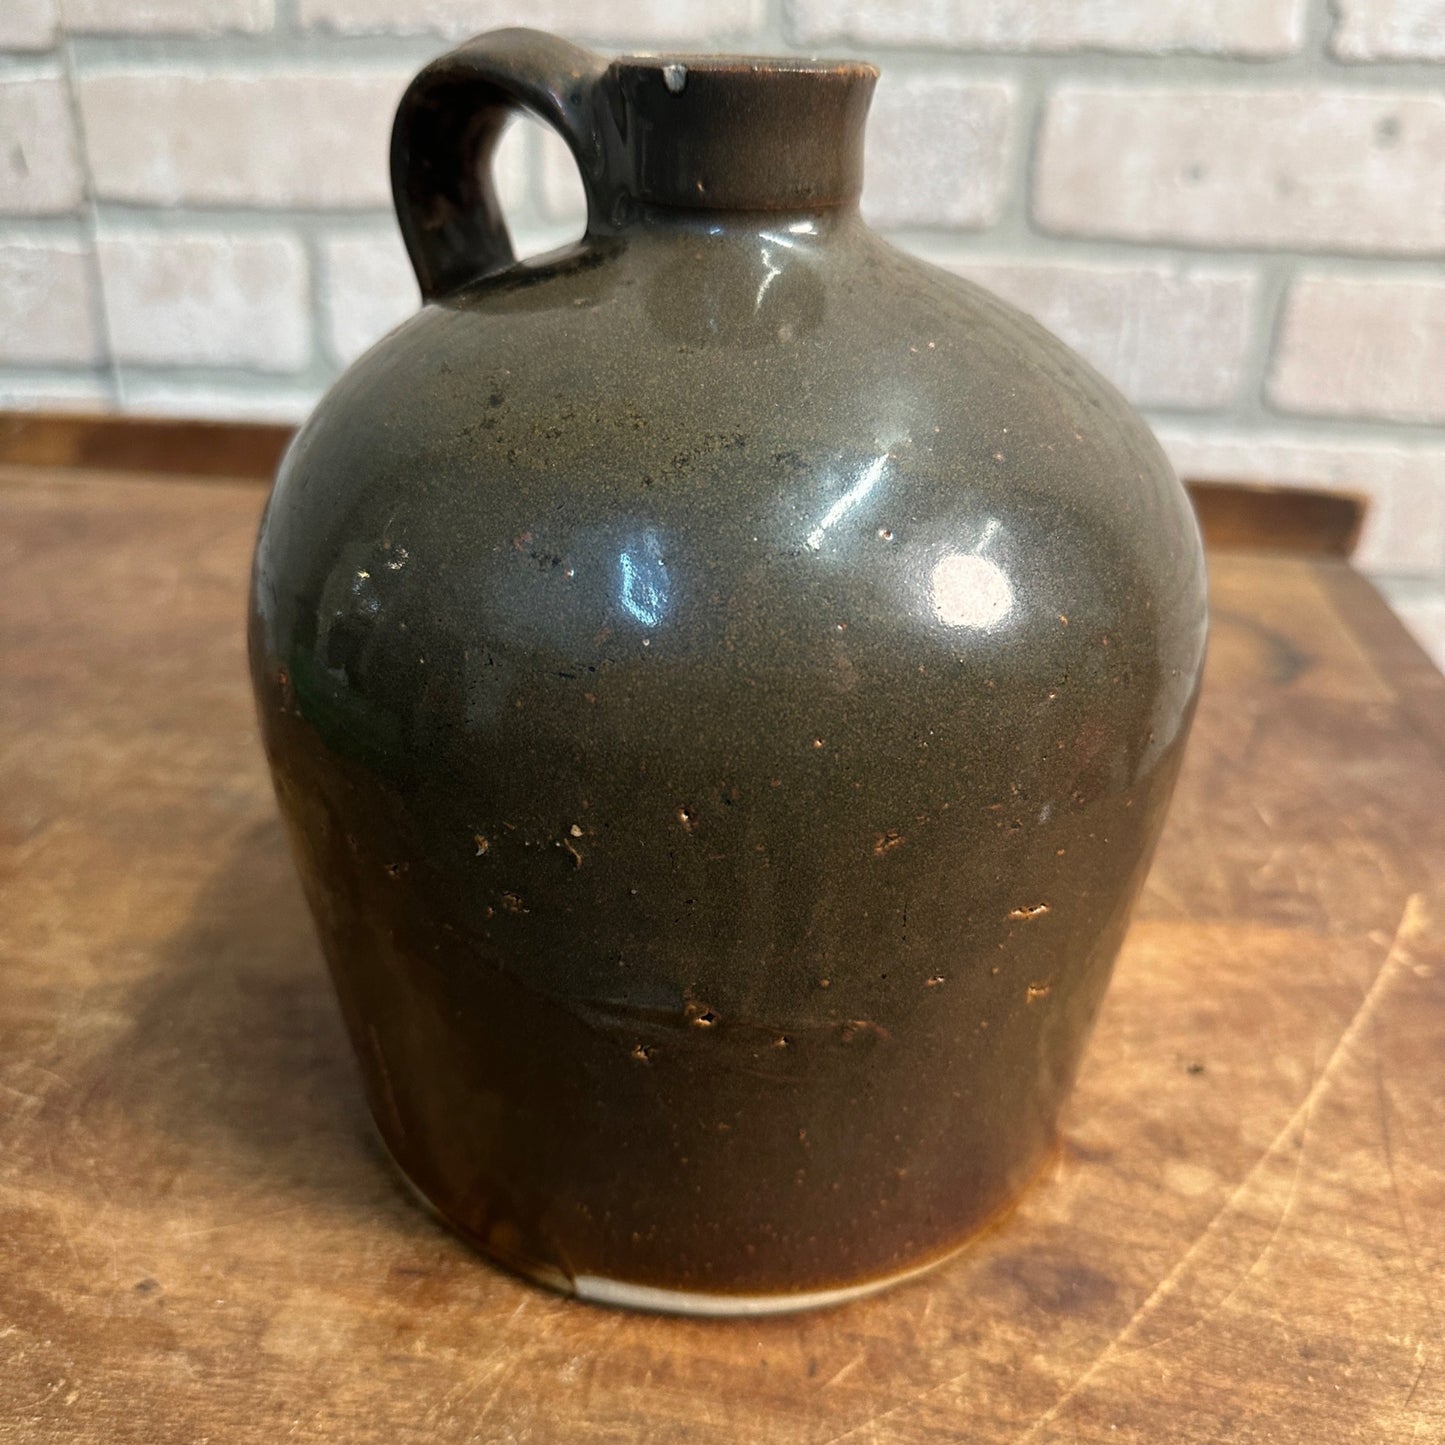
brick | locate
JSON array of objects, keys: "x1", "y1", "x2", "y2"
[
  {"x1": 0, "y1": 241, "x2": 101, "y2": 366},
  {"x1": 1036, "y1": 87, "x2": 1445, "y2": 255},
  {"x1": 506, "y1": 217, "x2": 589, "y2": 261},
  {"x1": 97, "y1": 231, "x2": 310, "y2": 372},
  {"x1": 1270, "y1": 274, "x2": 1445, "y2": 425},
  {"x1": 0, "y1": 0, "x2": 59, "y2": 50},
  {"x1": 120, "y1": 379, "x2": 318, "y2": 424},
  {"x1": 63, "y1": 0, "x2": 273, "y2": 33},
  {"x1": 1154, "y1": 426, "x2": 1445, "y2": 576},
  {"x1": 0, "y1": 375, "x2": 113, "y2": 411},
  {"x1": 0, "y1": 75, "x2": 84, "y2": 215},
  {"x1": 487, "y1": 116, "x2": 538, "y2": 225},
  {"x1": 907, "y1": 247, "x2": 1257, "y2": 410},
  {"x1": 298, "y1": 0, "x2": 763, "y2": 42},
  {"x1": 863, "y1": 76, "x2": 1013, "y2": 230},
  {"x1": 319, "y1": 210, "x2": 600, "y2": 369},
  {"x1": 1332, "y1": 0, "x2": 1445, "y2": 60},
  {"x1": 77, "y1": 69, "x2": 410, "y2": 209},
  {"x1": 789, "y1": 0, "x2": 1304, "y2": 56},
  {"x1": 538, "y1": 125, "x2": 588, "y2": 226},
  {"x1": 319, "y1": 229, "x2": 417, "y2": 368}
]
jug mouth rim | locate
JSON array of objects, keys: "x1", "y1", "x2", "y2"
[
  {"x1": 597, "y1": 50, "x2": 880, "y2": 214},
  {"x1": 612, "y1": 54, "x2": 879, "y2": 80}
]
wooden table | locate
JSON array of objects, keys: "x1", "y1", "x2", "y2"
[{"x1": 2, "y1": 465, "x2": 1442, "y2": 1444}]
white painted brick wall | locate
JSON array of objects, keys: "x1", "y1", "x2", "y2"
[
  {"x1": 1332, "y1": 0, "x2": 1445, "y2": 60},
  {"x1": 537, "y1": 124, "x2": 587, "y2": 226},
  {"x1": 297, "y1": 0, "x2": 765, "y2": 42},
  {"x1": 0, "y1": 0, "x2": 58, "y2": 51},
  {"x1": 0, "y1": 241, "x2": 100, "y2": 365},
  {"x1": 63, "y1": 0, "x2": 275, "y2": 35},
  {"x1": 3, "y1": 3, "x2": 1445, "y2": 656},
  {"x1": 862, "y1": 76, "x2": 1013, "y2": 229},
  {"x1": 78, "y1": 69, "x2": 411, "y2": 208},
  {"x1": 788, "y1": 0, "x2": 1307, "y2": 57},
  {"x1": 1271, "y1": 275, "x2": 1445, "y2": 425},
  {"x1": 0, "y1": 73, "x2": 84, "y2": 214},
  {"x1": 0, "y1": 375, "x2": 113, "y2": 411},
  {"x1": 119, "y1": 378, "x2": 317, "y2": 422},
  {"x1": 1035, "y1": 86, "x2": 1445, "y2": 255},
  {"x1": 909, "y1": 247, "x2": 1257, "y2": 410},
  {"x1": 319, "y1": 229, "x2": 416, "y2": 367},
  {"x1": 96, "y1": 231, "x2": 310, "y2": 372}
]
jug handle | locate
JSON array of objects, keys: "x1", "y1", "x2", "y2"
[{"x1": 390, "y1": 28, "x2": 608, "y2": 302}]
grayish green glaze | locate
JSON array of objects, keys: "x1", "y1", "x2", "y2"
[{"x1": 249, "y1": 29, "x2": 1207, "y2": 1311}]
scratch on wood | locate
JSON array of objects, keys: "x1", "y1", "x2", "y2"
[
  {"x1": 171, "y1": 1205, "x2": 304, "y2": 1240},
  {"x1": 1372, "y1": 1010, "x2": 1441, "y2": 1407},
  {"x1": 425, "y1": 1351, "x2": 514, "y2": 1425},
  {"x1": 0, "y1": 1082, "x2": 44, "y2": 1122},
  {"x1": 823, "y1": 1353, "x2": 866, "y2": 1390},
  {"x1": 1142, "y1": 875, "x2": 1199, "y2": 922},
  {"x1": 1121, "y1": 1077, "x2": 1315, "y2": 1364},
  {"x1": 1402, "y1": 1352, "x2": 1427, "y2": 1413}
]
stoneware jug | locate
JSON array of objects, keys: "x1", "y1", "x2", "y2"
[{"x1": 249, "y1": 27, "x2": 1208, "y2": 1315}]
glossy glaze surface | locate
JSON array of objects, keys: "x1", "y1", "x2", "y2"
[{"x1": 249, "y1": 33, "x2": 1207, "y2": 1307}]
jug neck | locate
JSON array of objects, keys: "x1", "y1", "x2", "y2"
[{"x1": 590, "y1": 55, "x2": 878, "y2": 228}]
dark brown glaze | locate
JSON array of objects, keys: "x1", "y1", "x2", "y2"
[{"x1": 249, "y1": 28, "x2": 1207, "y2": 1306}]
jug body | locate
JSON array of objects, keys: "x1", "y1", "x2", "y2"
[{"x1": 249, "y1": 29, "x2": 1207, "y2": 1313}]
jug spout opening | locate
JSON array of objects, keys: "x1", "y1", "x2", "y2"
[{"x1": 600, "y1": 55, "x2": 878, "y2": 217}]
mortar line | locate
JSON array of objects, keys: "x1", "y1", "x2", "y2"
[{"x1": 51, "y1": 0, "x2": 120, "y2": 409}]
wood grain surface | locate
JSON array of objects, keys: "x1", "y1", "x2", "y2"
[{"x1": 1, "y1": 466, "x2": 1442, "y2": 1444}]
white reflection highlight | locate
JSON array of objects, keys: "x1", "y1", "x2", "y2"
[
  {"x1": 618, "y1": 528, "x2": 670, "y2": 628},
  {"x1": 755, "y1": 245, "x2": 783, "y2": 311},
  {"x1": 806, "y1": 455, "x2": 889, "y2": 552},
  {"x1": 930, "y1": 551, "x2": 1014, "y2": 630}
]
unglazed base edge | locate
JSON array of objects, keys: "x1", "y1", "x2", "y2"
[
  {"x1": 564, "y1": 1249, "x2": 965, "y2": 1317},
  {"x1": 373, "y1": 1124, "x2": 974, "y2": 1317}
]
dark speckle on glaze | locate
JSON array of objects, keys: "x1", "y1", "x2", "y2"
[{"x1": 248, "y1": 28, "x2": 1207, "y2": 1311}]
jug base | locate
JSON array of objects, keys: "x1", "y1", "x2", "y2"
[{"x1": 377, "y1": 1120, "x2": 997, "y2": 1317}]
